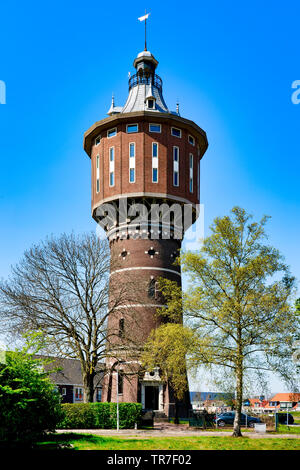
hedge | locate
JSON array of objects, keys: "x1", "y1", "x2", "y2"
[{"x1": 58, "y1": 402, "x2": 143, "y2": 429}]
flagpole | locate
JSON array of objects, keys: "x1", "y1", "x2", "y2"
[
  {"x1": 144, "y1": 11, "x2": 147, "y2": 50},
  {"x1": 138, "y1": 12, "x2": 150, "y2": 51}
]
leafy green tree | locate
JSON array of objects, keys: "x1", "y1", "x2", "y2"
[
  {"x1": 0, "y1": 333, "x2": 63, "y2": 447},
  {"x1": 143, "y1": 207, "x2": 299, "y2": 437}
]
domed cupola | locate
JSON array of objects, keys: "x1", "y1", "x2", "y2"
[{"x1": 118, "y1": 50, "x2": 169, "y2": 114}]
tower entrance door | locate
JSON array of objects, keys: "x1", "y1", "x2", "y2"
[{"x1": 145, "y1": 385, "x2": 159, "y2": 410}]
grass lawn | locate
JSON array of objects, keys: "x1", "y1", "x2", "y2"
[
  {"x1": 276, "y1": 424, "x2": 300, "y2": 434},
  {"x1": 35, "y1": 433, "x2": 300, "y2": 450}
]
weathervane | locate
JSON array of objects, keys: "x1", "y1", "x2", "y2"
[{"x1": 138, "y1": 11, "x2": 150, "y2": 51}]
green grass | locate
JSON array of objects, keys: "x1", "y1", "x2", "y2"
[
  {"x1": 276, "y1": 424, "x2": 300, "y2": 434},
  {"x1": 35, "y1": 433, "x2": 300, "y2": 450}
]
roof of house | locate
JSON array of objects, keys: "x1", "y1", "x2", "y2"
[
  {"x1": 248, "y1": 398, "x2": 269, "y2": 407},
  {"x1": 35, "y1": 355, "x2": 105, "y2": 387},
  {"x1": 270, "y1": 393, "x2": 300, "y2": 402}
]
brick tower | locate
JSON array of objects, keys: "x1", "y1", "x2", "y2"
[{"x1": 83, "y1": 49, "x2": 208, "y2": 417}]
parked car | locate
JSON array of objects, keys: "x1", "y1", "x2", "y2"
[
  {"x1": 215, "y1": 411, "x2": 261, "y2": 428},
  {"x1": 277, "y1": 413, "x2": 294, "y2": 425}
]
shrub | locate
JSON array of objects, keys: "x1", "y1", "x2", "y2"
[
  {"x1": 0, "y1": 350, "x2": 63, "y2": 447},
  {"x1": 59, "y1": 403, "x2": 97, "y2": 429},
  {"x1": 59, "y1": 402, "x2": 142, "y2": 429},
  {"x1": 258, "y1": 414, "x2": 275, "y2": 431}
]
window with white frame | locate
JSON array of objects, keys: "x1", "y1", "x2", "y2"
[
  {"x1": 95, "y1": 135, "x2": 101, "y2": 146},
  {"x1": 149, "y1": 123, "x2": 161, "y2": 133},
  {"x1": 75, "y1": 387, "x2": 83, "y2": 401},
  {"x1": 107, "y1": 127, "x2": 117, "y2": 138},
  {"x1": 109, "y1": 147, "x2": 115, "y2": 186},
  {"x1": 129, "y1": 142, "x2": 135, "y2": 183},
  {"x1": 171, "y1": 127, "x2": 181, "y2": 138},
  {"x1": 189, "y1": 154, "x2": 193, "y2": 193},
  {"x1": 146, "y1": 98, "x2": 155, "y2": 109},
  {"x1": 188, "y1": 135, "x2": 195, "y2": 146},
  {"x1": 173, "y1": 146, "x2": 179, "y2": 186},
  {"x1": 126, "y1": 123, "x2": 138, "y2": 133},
  {"x1": 152, "y1": 142, "x2": 158, "y2": 183},
  {"x1": 61, "y1": 387, "x2": 66, "y2": 396},
  {"x1": 96, "y1": 154, "x2": 100, "y2": 193},
  {"x1": 96, "y1": 388, "x2": 102, "y2": 402}
]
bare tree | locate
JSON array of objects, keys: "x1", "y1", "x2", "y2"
[{"x1": 0, "y1": 232, "x2": 145, "y2": 402}]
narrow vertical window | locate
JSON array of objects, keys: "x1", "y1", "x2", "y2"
[
  {"x1": 173, "y1": 146, "x2": 179, "y2": 186},
  {"x1": 109, "y1": 147, "x2": 115, "y2": 187},
  {"x1": 129, "y1": 142, "x2": 135, "y2": 183},
  {"x1": 189, "y1": 154, "x2": 193, "y2": 193},
  {"x1": 96, "y1": 154, "x2": 100, "y2": 193},
  {"x1": 152, "y1": 142, "x2": 158, "y2": 183},
  {"x1": 119, "y1": 318, "x2": 125, "y2": 338}
]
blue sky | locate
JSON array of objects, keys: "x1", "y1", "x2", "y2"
[{"x1": 0, "y1": 0, "x2": 299, "y2": 393}]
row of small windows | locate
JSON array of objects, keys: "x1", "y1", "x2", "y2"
[
  {"x1": 94, "y1": 125, "x2": 196, "y2": 145},
  {"x1": 96, "y1": 145, "x2": 194, "y2": 193}
]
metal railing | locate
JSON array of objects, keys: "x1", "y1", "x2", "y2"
[{"x1": 128, "y1": 72, "x2": 163, "y2": 92}]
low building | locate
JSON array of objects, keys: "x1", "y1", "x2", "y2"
[
  {"x1": 36, "y1": 356, "x2": 104, "y2": 403},
  {"x1": 190, "y1": 392, "x2": 233, "y2": 412},
  {"x1": 246, "y1": 393, "x2": 300, "y2": 413},
  {"x1": 268, "y1": 393, "x2": 300, "y2": 411},
  {"x1": 243, "y1": 398, "x2": 269, "y2": 413}
]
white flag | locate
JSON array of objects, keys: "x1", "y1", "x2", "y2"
[{"x1": 138, "y1": 13, "x2": 150, "y2": 21}]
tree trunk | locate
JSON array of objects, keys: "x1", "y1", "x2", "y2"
[
  {"x1": 232, "y1": 366, "x2": 243, "y2": 437},
  {"x1": 107, "y1": 371, "x2": 112, "y2": 402},
  {"x1": 83, "y1": 372, "x2": 95, "y2": 403},
  {"x1": 174, "y1": 401, "x2": 179, "y2": 424}
]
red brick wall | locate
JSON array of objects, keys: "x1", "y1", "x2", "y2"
[{"x1": 91, "y1": 119, "x2": 201, "y2": 211}]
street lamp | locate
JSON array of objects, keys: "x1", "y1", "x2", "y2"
[
  {"x1": 116, "y1": 360, "x2": 125, "y2": 432},
  {"x1": 116, "y1": 368, "x2": 119, "y2": 432}
]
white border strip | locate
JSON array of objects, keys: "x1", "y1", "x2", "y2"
[
  {"x1": 114, "y1": 304, "x2": 166, "y2": 309},
  {"x1": 110, "y1": 267, "x2": 181, "y2": 277}
]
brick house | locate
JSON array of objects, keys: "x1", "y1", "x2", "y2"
[
  {"x1": 268, "y1": 393, "x2": 300, "y2": 411},
  {"x1": 246, "y1": 393, "x2": 300, "y2": 412},
  {"x1": 37, "y1": 356, "x2": 104, "y2": 403}
]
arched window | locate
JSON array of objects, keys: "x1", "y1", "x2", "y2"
[
  {"x1": 148, "y1": 279, "x2": 159, "y2": 300},
  {"x1": 148, "y1": 279, "x2": 155, "y2": 298},
  {"x1": 119, "y1": 318, "x2": 124, "y2": 338}
]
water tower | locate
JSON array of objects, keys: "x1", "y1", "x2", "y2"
[{"x1": 83, "y1": 46, "x2": 208, "y2": 417}]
